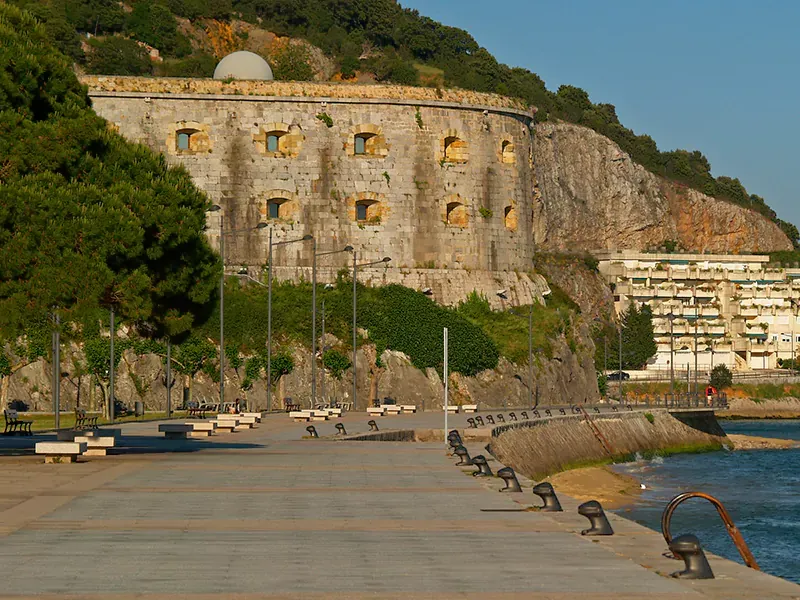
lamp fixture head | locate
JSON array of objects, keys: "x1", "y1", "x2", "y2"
[
  {"x1": 209, "y1": 204, "x2": 222, "y2": 212},
  {"x1": 302, "y1": 234, "x2": 313, "y2": 241}
]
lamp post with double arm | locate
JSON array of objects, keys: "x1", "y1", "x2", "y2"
[
  {"x1": 351, "y1": 252, "x2": 391, "y2": 412},
  {"x1": 267, "y1": 231, "x2": 313, "y2": 411},
  {"x1": 311, "y1": 244, "x2": 353, "y2": 408},
  {"x1": 208, "y1": 205, "x2": 267, "y2": 411}
]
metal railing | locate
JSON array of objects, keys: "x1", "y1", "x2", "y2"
[{"x1": 661, "y1": 492, "x2": 759, "y2": 570}]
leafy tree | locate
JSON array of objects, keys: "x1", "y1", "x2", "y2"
[
  {"x1": 710, "y1": 364, "x2": 733, "y2": 389},
  {"x1": 270, "y1": 351, "x2": 295, "y2": 384},
  {"x1": 172, "y1": 336, "x2": 218, "y2": 402},
  {"x1": 608, "y1": 304, "x2": 657, "y2": 370},
  {"x1": 63, "y1": 0, "x2": 126, "y2": 34},
  {"x1": 271, "y1": 43, "x2": 314, "y2": 81},
  {"x1": 322, "y1": 349, "x2": 351, "y2": 380},
  {"x1": 127, "y1": 0, "x2": 190, "y2": 57},
  {"x1": 86, "y1": 36, "x2": 152, "y2": 75},
  {"x1": 158, "y1": 53, "x2": 217, "y2": 77},
  {"x1": 339, "y1": 54, "x2": 359, "y2": 79},
  {"x1": 0, "y1": 3, "x2": 221, "y2": 345}
]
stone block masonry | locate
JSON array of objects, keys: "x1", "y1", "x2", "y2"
[{"x1": 84, "y1": 76, "x2": 538, "y2": 296}]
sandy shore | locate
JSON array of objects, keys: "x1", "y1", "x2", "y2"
[
  {"x1": 727, "y1": 434, "x2": 799, "y2": 450},
  {"x1": 544, "y1": 465, "x2": 643, "y2": 510}
]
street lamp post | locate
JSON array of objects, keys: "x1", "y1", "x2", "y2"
[
  {"x1": 669, "y1": 312, "x2": 675, "y2": 400},
  {"x1": 694, "y1": 317, "x2": 699, "y2": 398},
  {"x1": 352, "y1": 252, "x2": 391, "y2": 412},
  {"x1": 618, "y1": 317, "x2": 623, "y2": 403},
  {"x1": 266, "y1": 231, "x2": 313, "y2": 411},
  {"x1": 507, "y1": 303, "x2": 534, "y2": 409},
  {"x1": 208, "y1": 205, "x2": 267, "y2": 411},
  {"x1": 312, "y1": 243, "x2": 353, "y2": 408}
]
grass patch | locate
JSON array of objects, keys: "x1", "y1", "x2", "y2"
[
  {"x1": 413, "y1": 63, "x2": 444, "y2": 87},
  {"x1": 21, "y1": 411, "x2": 179, "y2": 432},
  {"x1": 644, "y1": 412, "x2": 655, "y2": 424}
]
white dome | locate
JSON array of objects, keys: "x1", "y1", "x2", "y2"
[{"x1": 213, "y1": 51, "x2": 273, "y2": 81}]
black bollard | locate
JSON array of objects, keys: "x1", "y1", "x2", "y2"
[
  {"x1": 485, "y1": 415, "x2": 495, "y2": 425},
  {"x1": 559, "y1": 408, "x2": 566, "y2": 415},
  {"x1": 335, "y1": 423, "x2": 347, "y2": 436},
  {"x1": 626, "y1": 404, "x2": 633, "y2": 411},
  {"x1": 305, "y1": 425, "x2": 318, "y2": 438},
  {"x1": 454, "y1": 445, "x2": 473, "y2": 466},
  {"x1": 593, "y1": 407, "x2": 600, "y2": 414},
  {"x1": 448, "y1": 431, "x2": 462, "y2": 444},
  {"x1": 532, "y1": 482, "x2": 563, "y2": 512},
  {"x1": 533, "y1": 410, "x2": 540, "y2": 417},
  {"x1": 578, "y1": 500, "x2": 614, "y2": 536},
  {"x1": 497, "y1": 467, "x2": 522, "y2": 492},
  {"x1": 669, "y1": 534, "x2": 714, "y2": 580},
  {"x1": 475, "y1": 416, "x2": 485, "y2": 427},
  {"x1": 521, "y1": 411, "x2": 528, "y2": 420},
  {"x1": 508, "y1": 412, "x2": 517, "y2": 421},
  {"x1": 612, "y1": 406, "x2": 618, "y2": 412},
  {"x1": 545, "y1": 409, "x2": 552, "y2": 417},
  {"x1": 471, "y1": 455, "x2": 493, "y2": 477},
  {"x1": 466, "y1": 418, "x2": 477, "y2": 429},
  {"x1": 368, "y1": 419, "x2": 379, "y2": 432},
  {"x1": 496, "y1": 414, "x2": 505, "y2": 423}
]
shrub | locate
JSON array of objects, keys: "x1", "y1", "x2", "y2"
[
  {"x1": 340, "y1": 55, "x2": 359, "y2": 79},
  {"x1": 644, "y1": 412, "x2": 655, "y2": 424},
  {"x1": 271, "y1": 43, "x2": 314, "y2": 81},
  {"x1": 322, "y1": 350, "x2": 351, "y2": 380},
  {"x1": 710, "y1": 364, "x2": 733, "y2": 389},
  {"x1": 86, "y1": 36, "x2": 151, "y2": 75}
]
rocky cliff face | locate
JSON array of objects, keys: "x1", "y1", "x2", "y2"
[{"x1": 533, "y1": 122, "x2": 792, "y2": 253}]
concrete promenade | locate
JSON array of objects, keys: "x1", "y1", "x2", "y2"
[{"x1": 0, "y1": 412, "x2": 798, "y2": 599}]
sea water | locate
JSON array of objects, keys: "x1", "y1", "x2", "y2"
[{"x1": 613, "y1": 420, "x2": 800, "y2": 583}]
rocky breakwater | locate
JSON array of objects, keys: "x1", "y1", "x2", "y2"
[
  {"x1": 491, "y1": 410, "x2": 729, "y2": 481},
  {"x1": 533, "y1": 121, "x2": 792, "y2": 253},
  {"x1": 725, "y1": 397, "x2": 800, "y2": 419}
]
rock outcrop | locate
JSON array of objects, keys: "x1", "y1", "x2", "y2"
[{"x1": 534, "y1": 122, "x2": 792, "y2": 253}]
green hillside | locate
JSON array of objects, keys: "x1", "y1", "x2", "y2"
[{"x1": 6, "y1": 0, "x2": 798, "y2": 245}]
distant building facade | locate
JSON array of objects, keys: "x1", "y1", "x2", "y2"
[{"x1": 598, "y1": 251, "x2": 800, "y2": 371}]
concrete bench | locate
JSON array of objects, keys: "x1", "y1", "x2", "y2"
[
  {"x1": 400, "y1": 405, "x2": 417, "y2": 414},
  {"x1": 217, "y1": 414, "x2": 256, "y2": 428},
  {"x1": 367, "y1": 407, "x2": 386, "y2": 416},
  {"x1": 239, "y1": 412, "x2": 262, "y2": 422},
  {"x1": 212, "y1": 418, "x2": 241, "y2": 432},
  {"x1": 186, "y1": 422, "x2": 217, "y2": 436},
  {"x1": 36, "y1": 441, "x2": 87, "y2": 463},
  {"x1": 57, "y1": 428, "x2": 121, "y2": 441},
  {"x1": 444, "y1": 406, "x2": 460, "y2": 414},
  {"x1": 326, "y1": 408, "x2": 343, "y2": 417},
  {"x1": 73, "y1": 435, "x2": 115, "y2": 456},
  {"x1": 463, "y1": 405, "x2": 478, "y2": 413},
  {"x1": 158, "y1": 424, "x2": 200, "y2": 439},
  {"x1": 382, "y1": 405, "x2": 402, "y2": 415}
]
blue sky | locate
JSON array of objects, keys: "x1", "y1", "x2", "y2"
[{"x1": 401, "y1": 0, "x2": 800, "y2": 228}]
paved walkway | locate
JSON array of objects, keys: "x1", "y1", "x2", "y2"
[{"x1": 0, "y1": 412, "x2": 798, "y2": 599}]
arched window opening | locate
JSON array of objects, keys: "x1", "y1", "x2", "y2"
[
  {"x1": 501, "y1": 139, "x2": 515, "y2": 164},
  {"x1": 354, "y1": 132, "x2": 375, "y2": 155},
  {"x1": 267, "y1": 133, "x2": 281, "y2": 153},
  {"x1": 446, "y1": 201, "x2": 468, "y2": 226},
  {"x1": 355, "y1": 199, "x2": 380, "y2": 222},
  {"x1": 504, "y1": 205, "x2": 517, "y2": 231},
  {"x1": 443, "y1": 136, "x2": 468, "y2": 163},
  {"x1": 268, "y1": 198, "x2": 288, "y2": 219},
  {"x1": 176, "y1": 129, "x2": 199, "y2": 152}
]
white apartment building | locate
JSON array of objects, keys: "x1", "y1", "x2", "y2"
[{"x1": 597, "y1": 251, "x2": 800, "y2": 371}]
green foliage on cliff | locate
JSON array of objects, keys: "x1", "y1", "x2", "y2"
[
  {"x1": 0, "y1": 3, "x2": 221, "y2": 342},
  {"x1": 271, "y1": 43, "x2": 315, "y2": 81},
  {"x1": 710, "y1": 365, "x2": 733, "y2": 390},
  {"x1": 597, "y1": 304, "x2": 657, "y2": 371}
]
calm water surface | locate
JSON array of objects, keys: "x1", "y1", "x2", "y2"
[{"x1": 613, "y1": 420, "x2": 800, "y2": 583}]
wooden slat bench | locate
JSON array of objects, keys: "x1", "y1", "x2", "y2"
[
  {"x1": 3, "y1": 409, "x2": 33, "y2": 436},
  {"x1": 74, "y1": 408, "x2": 99, "y2": 430},
  {"x1": 35, "y1": 441, "x2": 87, "y2": 463},
  {"x1": 186, "y1": 403, "x2": 207, "y2": 419},
  {"x1": 284, "y1": 398, "x2": 300, "y2": 412}
]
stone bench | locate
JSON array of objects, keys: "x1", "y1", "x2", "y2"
[
  {"x1": 382, "y1": 405, "x2": 402, "y2": 415},
  {"x1": 444, "y1": 406, "x2": 459, "y2": 414},
  {"x1": 73, "y1": 435, "x2": 115, "y2": 456},
  {"x1": 289, "y1": 411, "x2": 329, "y2": 422},
  {"x1": 462, "y1": 405, "x2": 478, "y2": 413},
  {"x1": 218, "y1": 414, "x2": 256, "y2": 429},
  {"x1": 57, "y1": 428, "x2": 121, "y2": 441},
  {"x1": 186, "y1": 422, "x2": 217, "y2": 436},
  {"x1": 367, "y1": 407, "x2": 386, "y2": 416},
  {"x1": 212, "y1": 418, "x2": 241, "y2": 432},
  {"x1": 400, "y1": 405, "x2": 417, "y2": 413},
  {"x1": 158, "y1": 424, "x2": 205, "y2": 439},
  {"x1": 239, "y1": 412, "x2": 262, "y2": 422},
  {"x1": 36, "y1": 441, "x2": 87, "y2": 463},
  {"x1": 326, "y1": 408, "x2": 343, "y2": 417}
]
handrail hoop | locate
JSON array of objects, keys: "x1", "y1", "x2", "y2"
[{"x1": 661, "y1": 491, "x2": 760, "y2": 570}]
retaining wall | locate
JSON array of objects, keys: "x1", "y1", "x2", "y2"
[{"x1": 491, "y1": 410, "x2": 729, "y2": 480}]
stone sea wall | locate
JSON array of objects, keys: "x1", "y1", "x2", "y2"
[
  {"x1": 491, "y1": 410, "x2": 728, "y2": 480},
  {"x1": 725, "y1": 397, "x2": 800, "y2": 419}
]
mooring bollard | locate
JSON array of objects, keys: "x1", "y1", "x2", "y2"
[
  {"x1": 497, "y1": 467, "x2": 522, "y2": 492},
  {"x1": 593, "y1": 407, "x2": 600, "y2": 414},
  {"x1": 448, "y1": 431, "x2": 462, "y2": 444},
  {"x1": 559, "y1": 408, "x2": 566, "y2": 415},
  {"x1": 368, "y1": 419, "x2": 379, "y2": 432},
  {"x1": 454, "y1": 445, "x2": 473, "y2": 466},
  {"x1": 496, "y1": 414, "x2": 505, "y2": 423},
  {"x1": 475, "y1": 416, "x2": 485, "y2": 427},
  {"x1": 508, "y1": 412, "x2": 517, "y2": 421},
  {"x1": 471, "y1": 454, "x2": 493, "y2": 477},
  {"x1": 669, "y1": 534, "x2": 715, "y2": 579},
  {"x1": 466, "y1": 417, "x2": 477, "y2": 429},
  {"x1": 335, "y1": 423, "x2": 347, "y2": 436},
  {"x1": 578, "y1": 500, "x2": 614, "y2": 536},
  {"x1": 485, "y1": 415, "x2": 495, "y2": 425},
  {"x1": 612, "y1": 406, "x2": 618, "y2": 412},
  {"x1": 305, "y1": 425, "x2": 318, "y2": 438},
  {"x1": 533, "y1": 410, "x2": 540, "y2": 417},
  {"x1": 521, "y1": 411, "x2": 528, "y2": 420},
  {"x1": 532, "y1": 482, "x2": 563, "y2": 512},
  {"x1": 545, "y1": 409, "x2": 552, "y2": 417},
  {"x1": 626, "y1": 404, "x2": 633, "y2": 411}
]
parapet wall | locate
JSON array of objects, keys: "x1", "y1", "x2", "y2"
[
  {"x1": 84, "y1": 76, "x2": 538, "y2": 290},
  {"x1": 491, "y1": 410, "x2": 728, "y2": 480}
]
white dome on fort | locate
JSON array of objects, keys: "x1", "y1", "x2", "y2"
[{"x1": 213, "y1": 51, "x2": 273, "y2": 81}]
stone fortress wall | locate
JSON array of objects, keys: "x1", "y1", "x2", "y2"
[{"x1": 84, "y1": 76, "x2": 549, "y2": 306}]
